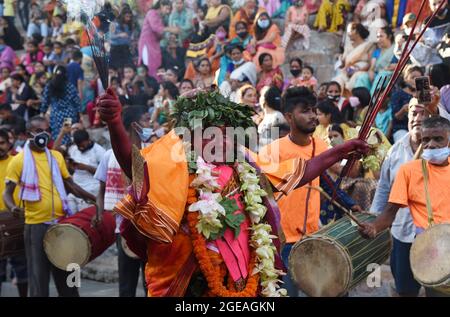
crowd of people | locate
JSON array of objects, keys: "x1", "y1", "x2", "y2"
[{"x1": 0, "y1": 0, "x2": 449, "y2": 298}]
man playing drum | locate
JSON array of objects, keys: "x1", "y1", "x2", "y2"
[
  {"x1": 96, "y1": 87, "x2": 369, "y2": 297},
  {"x1": 259, "y1": 87, "x2": 362, "y2": 296},
  {"x1": 0, "y1": 128, "x2": 27, "y2": 297},
  {"x1": 370, "y1": 99, "x2": 430, "y2": 297},
  {"x1": 3, "y1": 116, "x2": 96, "y2": 297},
  {"x1": 360, "y1": 116, "x2": 450, "y2": 297}
]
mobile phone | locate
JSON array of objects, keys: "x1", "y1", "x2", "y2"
[
  {"x1": 64, "y1": 117, "x2": 72, "y2": 126},
  {"x1": 415, "y1": 76, "x2": 432, "y2": 104}
]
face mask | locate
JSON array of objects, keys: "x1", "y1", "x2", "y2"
[
  {"x1": 330, "y1": 136, "x2": 345, "y2": 147},
  {"x1": 134, "y1": 123, "x2": 153, "y2": 142},
  {"x1": 237, "y1": 31, "x2": 248, "y2": 39},
  {"x1": 257, "y1": 19, "x2": 270, "y2": 29},
  {"x1": 328, "y1": 95, "x2": 340, "y2": 102},
  {"x1": 422, "y1": 146, "x2": 450, "y2": 165},
  {"x1": 290, "y1": 69, "x2": 301, "y2": 77},
  {"x1": 232, "y1": 58, "x2": 244, "y2": 65},
  {"x1": 32, "y1": 132, "x2": 50, "y2": 149},
  {"x1": 216, "y1": 31, "x2": 226, "y2": 40}
]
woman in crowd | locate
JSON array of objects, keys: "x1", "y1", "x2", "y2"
[
  {"x1": 179, "y1": 79, "x2": 195, "y2": 95},
  {"x1": 40, "y1": 65, "x2": 81, "y2": 145},
  {"x1": 258, "y1": 86, "x2": 287, "y2": 147},
  {"x1": 229, "y1": 0, "x2": 263, "y2": 39},
  {"x1": 314, "y1": 99, "x2": 347, "y2": 144},
  {"x1": 350, "y1": 87, "x2": 371, "y2": 125},
  {"x1": 314, "y1": 0, "x2": 351, "y2": 33},
  {"x1": 256, "y1": 53, "x2": 283, "y2": 92},
  {"x1": 282, "y1": 0, "x2": 311, "y2": 51},
  {"x1": 359, "y1": 26, "x2": 396, "y2": 95},
  {"x1": 161, "y1": 34, "x2": 186, "y2": 79},
  {"x1": 110, "y1": 7, "x2": 135, "y2": 70},
  {"x1": 250, "y1": 12, "x2": 285, "y2": 70},
  {"x1": 325, "y1": 81, "x2": 353, "y2": 123},
  {"x1": 151, "y1": 81, "x2": 179, "y2": 130},
  {"x1": 138, "y1": 0, "x2": 179, "y2": 77},
  {"x1": 230, "y1": 21, "x2": 254, "y2": 51},
  {"x1": 334, "y1": 23, "x2": 375, "y2": 93},
  {"x1": 203, "y1": 0, "x2": 232, "y2": 34},
  {"x1": 284, "y1": 57, "x2": 303, "y2": 89},
  {"x1": 21, "y1": 39, "x2": 44, "y2": 75},
  {"x1": 389, "y1": 65, "x2": 423, "y2": 143},
  {"x1": 192, "y1": 57, "x2": 215, "y2": 90}
]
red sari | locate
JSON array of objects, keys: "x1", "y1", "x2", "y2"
[{"x1": 256, "y1": 67, "x2": 284, "y2": 92}]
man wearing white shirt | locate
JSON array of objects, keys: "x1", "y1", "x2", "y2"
[
  {"x1": 68, "y1": 129, "x2": 106, "y2": 212},
  {"x1": 371, "y1": 100, "x2": 429, "y2": 296}
]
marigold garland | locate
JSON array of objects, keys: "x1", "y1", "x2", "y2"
[{"x1": 187, "y1": 212, "x2": 260, "y2": 297}]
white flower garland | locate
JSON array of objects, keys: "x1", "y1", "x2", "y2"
[{"x1": 188, "y1": 157, "x2": 287, "y2": 297}]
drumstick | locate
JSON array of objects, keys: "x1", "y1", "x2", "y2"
[
  {"x1": 305, "y1": 186, "x2": 364, "y2": 227},
  {"x1": 413, "y1": 143, "x2": 424, "y2": 160}
]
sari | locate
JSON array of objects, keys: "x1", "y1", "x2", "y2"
[
  {"x1": 281, "y1": 6, "x2": 311, "y2": 50},
  {"x1": 314, "y1": 0, "x2": 351, "y2": 32},
  {"x1": 256, "y1": 66, "x2": 284, "y2": 92},
  {"x1": 229, "y1": 7, "x2": 266, "y2": 39},
  {"x1": 333, "y1": 40, "x2": 375, "y2": 92},
  {"x1": 252, "y1": 23, "x2": 285, "y2": 71}
]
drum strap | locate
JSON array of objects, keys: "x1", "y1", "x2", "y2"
[
  {"x1": 300, "y1": 137, "x2": 316, "y2": 236},
  {"x1": 421, "y1": 159, "x2": 435, "y2": 226}
]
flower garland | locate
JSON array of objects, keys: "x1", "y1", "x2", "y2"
[{"x1": 188, "y1": 157, "x2": 287, "y2": 297}]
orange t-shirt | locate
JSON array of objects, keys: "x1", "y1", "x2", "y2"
[
  {"x1": 389, "y1": 159, "x2": 450, "y2": 230},
  {"x1": 260, "y1": 136, "x2": 328, "y2": 243}
]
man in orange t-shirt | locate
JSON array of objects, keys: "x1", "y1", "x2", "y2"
[
  {"x1": 260, "y1": 87, "x2": 361, "y2": 296},
  {"x1": 360, "y1": 116, "x2": 450, "y2": 296}
]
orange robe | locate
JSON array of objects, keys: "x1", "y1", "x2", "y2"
[{"x1": 114, "y1": 130, "x2": 307, "y2": 296}]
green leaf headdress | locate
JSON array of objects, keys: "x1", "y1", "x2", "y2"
[{"x1": 171, "y1": 90, "x2": 256, "y2": 130}]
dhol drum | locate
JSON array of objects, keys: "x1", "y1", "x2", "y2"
[
  {"x1": 0, "y1": 211, "x2": 24, "y2": 259},
  {"x1": 43, "y1": 206, "x2": 116, "y2": 271},
  {"x1": 289, "y1": 213, "x2": 392, "y2": 297},
  {"x1": 410, "y1": 224, "x2": 450, "y2": 295},
  {"x1": 120, "y1": 236, "x2": 140, "y2": 259}
]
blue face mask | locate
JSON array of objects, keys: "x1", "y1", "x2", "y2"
[
  {"x1": 257, "y1": 19, "x2": 270, "y2": 29},
  {"x1": 137, "y1": 127, "x2": 153, "y2": 142},
  {"x1": 422, "y1": 146, "x2": 450, "y2": 165}
]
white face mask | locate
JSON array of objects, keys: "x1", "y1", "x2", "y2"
[
  {"x1": 257, "y1": 19, "x2": 270, "y2": 29},
  {"x1": 422, "y1": 146, "x2": 450, "y2": 165}
]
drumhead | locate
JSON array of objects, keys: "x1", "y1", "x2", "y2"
[
  {"x1": 410, "y1": 224, "x2": 450, "y2": 286},
  {"x1": 289, "y1": 236, "x2": 352, "y2": 297},
  {"x1": 43, "y1": 224, "x2": 91, "y2": 271},
  {"x1": 121, "y1": 237, "x2": 140, "y2": 259}
]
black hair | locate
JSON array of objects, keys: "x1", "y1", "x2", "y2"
[
  {"x1": 53, "y1": 41, "x2": 63, "y2": 48},
  {"x1": 49, "y1": 65, "x2": 68, "y2": 99},
  {"x1": 26, "y1": 115, "x2": 47, "y2": 131},
  {"x1": 326, "y1": 81, "x2": 342, "y2": 92},
  {"x1": 166, "y1": 67, "x2": 179, "y2": 79},
  {"x1": 254, "y1": 12, "x2": 272, "y2": 41},
  {"x1": 118, "y1": 7, "x2": 134, "y2": 31},
  {"x1": 153, "y1": 0, "x2": 172, "y2": 9},
  {"x1": 72, "y1": 50, "x2": 83, "y2": 61},
  {"x1": 122, "y1": 105, "x2": 148, "y2": 131},
  {"x1": 290, "y1": 57, "x2": 303, "y2": 68},
  {"x1": 35, "y1": 72, "x2": 47, "y2": 81},
  {"x1": 422, "y1": 116, "x2": 450, "y2": 132},
  {"x1": 226, "y1": 43, "x2": 244, "y2": 54},
  {"x1": 351, "y1": 23, "x2": 370, "y2": 40},
  {"x1": 65, "y1": 38, "x2": 76, "y2": 46},
  {"x1": 123, "y1": 64, "x2": 136, "y2": 71},
  {"x1": 264, "y1": 86, "x2": 282, "y2": 112},
  {"x1": 273, "y1": 122, "x2": 291, "y2": 136},
  {"x1": 194, "y1": 57, "x2": 211, "y2": 71},
  {"x1": 329, "y1": 123, "x2": 344, "y2": 137},
  {"x1": 0, "y1": 103, "x2": 12, "y2": 112},
  {"x1": 0, "y1": 128, "x2": 10, "y2": 143},
  {"x1": 235, "y1": 21, "x2": 248, "y2": 30},
  {"x1": 258, "y1": 52, "x2": 272, "y2": 67},
  {"x1": 303, "y1": 65, "x2": 314, "y2": 75},
  {"x1": 282, "y1": 86, "x2": 317, "y2": 114},
  {"x1": 44, "y1": 40, "x2": 53, "y2": 48},
  {"x1": 351, "y1": 87, "x2": 371, "y2": 108},
  {"x1": 10, "y1": 74, "x2": 25, "y2": 83},
  {"x1": 162, "y1": 81, "x2": 180, "y2": 99},
  {"x1": 317, "y1": 100, "x2": 344, "y2": 124},
  {"x1": 180, "y1": 78, "x2": 194, "y2": 88},
  {"x1": 380, "y1": 26, "x2": 394, "y2": 43},
  {"x1": 73, "y1": 129, "x2": 90, "y2": 144}
]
